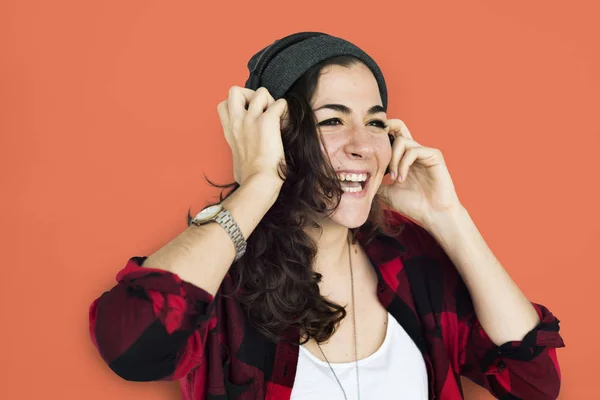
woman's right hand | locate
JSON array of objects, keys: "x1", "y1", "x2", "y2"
[{"x1": 217, "y1": 86, "x2": 289, "y2": 188}]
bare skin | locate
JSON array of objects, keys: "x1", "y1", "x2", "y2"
[
  {"x1": 300, "y1": 62, "x2": 393, "y2": 361},
  {"x1": 301, "y1": 240, "x2": 389, "y2": 362}
]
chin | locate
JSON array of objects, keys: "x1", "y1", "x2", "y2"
[{"x1": 329, "y1": 197, "x2": 373, "y2": 228}]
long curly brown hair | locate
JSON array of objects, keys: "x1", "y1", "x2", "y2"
[{"x1": 205, "y1": 55, "x2": 396, "y2": 344}]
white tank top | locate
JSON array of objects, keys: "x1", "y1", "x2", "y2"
[{"x1": 291, "y1": 311, "x2": 428, "y2": 400}]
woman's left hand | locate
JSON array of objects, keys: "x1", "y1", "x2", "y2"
[{"x1": 377, "y1": 119, "x2": 463, "y2": 227}]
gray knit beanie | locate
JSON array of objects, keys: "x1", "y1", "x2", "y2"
[{"x1": 244, "y1": 32, "x2": 388, "y2": 111}]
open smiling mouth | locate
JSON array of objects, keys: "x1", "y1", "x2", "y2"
[{"x1": 337, "y1": 172, "x2": 368, "y2": 193}]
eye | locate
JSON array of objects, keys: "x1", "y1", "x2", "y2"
[
  {"x1": 369, "y1": 119, "x2": 388, "y2": 129},
  {"x1": 318, "y1": 118, "x2": 389, "y2": 129},
  {"x1": 318, "y1": 118, "x2": 342, "y2": 126}
]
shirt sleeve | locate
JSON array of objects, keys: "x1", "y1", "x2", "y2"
[
  {"x1": 459, "y1": 301, "x2": 564, "y2": 400},
  {"x1": 88, "y1": 256, "x2": 217, "y2": 382}
]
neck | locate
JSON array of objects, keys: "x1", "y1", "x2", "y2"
[{"x1": 305, "y1": 216, "x2": 352, "y2": 276}]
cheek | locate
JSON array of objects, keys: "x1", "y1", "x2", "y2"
[
  {"x1": 376, "y1": 137, "x2": 393, "y2": 166},
  {"x1": 320, "y1": 135, "x2": 344, "y2": 159}
]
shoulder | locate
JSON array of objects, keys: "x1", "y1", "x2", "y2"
[
  {"x1": 360, "y1": 209, "x2": 462, "y2": 292},
  {"x1": 383, "y1": 210, "x2": 442, "y2": 256},
  {"x1": 364, "y1": 209, "x2": 448, "y2": 260},
  {"x1": 378, "y1": 210, "x2": 468, "y2": 307}
]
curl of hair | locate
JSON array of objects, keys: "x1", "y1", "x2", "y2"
[{"x1": 203, "y1": 55, "x2": 400, "y2": 344}]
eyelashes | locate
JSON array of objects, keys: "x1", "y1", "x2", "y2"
[{"x1": 318, "y1": 118, "x2": 388, "y2": 130}]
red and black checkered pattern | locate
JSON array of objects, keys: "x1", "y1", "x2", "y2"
[{"x1": 89, "y1": 210, "x2": 564, "y2": 399}]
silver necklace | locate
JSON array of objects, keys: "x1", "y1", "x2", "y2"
[{"x1": 316, "y1": 234, "x2": 360, "y2": 400}]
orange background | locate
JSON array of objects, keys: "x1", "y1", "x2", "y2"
[{"x1": 1, "y1": 0, "x2": 598, "y2": 399}]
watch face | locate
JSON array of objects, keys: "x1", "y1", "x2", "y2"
[{"x1": 196, "y1": 204, "x2": 222, "y2": 221}]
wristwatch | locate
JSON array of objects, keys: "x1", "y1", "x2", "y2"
[{"x1": 189, "y1": 204, "x2": 247, "y2": 262}]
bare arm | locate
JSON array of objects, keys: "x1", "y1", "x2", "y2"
[
  {"x1": 89, "y1": 87, "x2": 288, "y2": 383},
  {"x1": 425, "y1": 205, "x2": 540, "y2": 346},
  {"x1": 142, "y1": 175, "x2": 282, "y2": 296},
  {"x1": 142, "y1": 85, "x2": 289, "y2": 296}
]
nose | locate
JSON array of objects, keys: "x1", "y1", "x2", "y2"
[{"x1": 343, "y1": 127, "x2": 375, "y2": 161}]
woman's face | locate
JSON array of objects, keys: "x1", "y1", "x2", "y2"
[{"x1": 311, "y1": 62, "x2": 392, "y2": 228}]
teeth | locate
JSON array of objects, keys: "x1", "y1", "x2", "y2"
[
  {"x1": 337, "y1": 173, "x2": 367, "y2": 182},
  {"x1": 341, "y1": 186, "x2": 363, "y2": 193}
]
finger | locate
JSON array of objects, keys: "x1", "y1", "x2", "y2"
[
  {"x1": 217, "y1": 100, "x2": 232, "y2": 144},
  {"x1": 397, "y1": 147, "x2": 419, "y2": 183},
  {"x1": 397, "y1": 147, "x2": 438, "y2": 182},
  {"x1": 388, "y1": 136, "x2": 419, "y2": 181},
  {"x1": 228, "y1": 86, "x2": 256, "y2": 136},
  {"x1": 247, "y1": 87, "x2": 275, "y2": 120},
  {"x1": 387, "y1": 119, "x2": 414, "y2": 141},
  {"x1": 228, "y1": 86, "x2": 256, "y2": 115},
  {"x1": 262, "y1": 98, "x2": 289, "y2": 128}
]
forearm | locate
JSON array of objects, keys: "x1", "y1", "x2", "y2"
[
  {"x1": 142, "y1": 175, "x2": 282, "y2": 296},
  {"x1": 424, "y1": 206, "x2": 540, "y2": 346}
]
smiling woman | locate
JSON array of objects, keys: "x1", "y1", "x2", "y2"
[
  {"x1": 311, "y1": 62, "x2": 392, "y2": 227},
  {"x1": 88, "y1": 32, "x2": 565, "y2": 400}
]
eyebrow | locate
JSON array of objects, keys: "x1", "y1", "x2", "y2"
[{"x1": 314, "y1": 103, "x2": 386, "y2": 116}]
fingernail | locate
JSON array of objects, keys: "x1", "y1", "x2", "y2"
[
  {"x1": 397, "y1": 174, "x2": 403, "y2": 182},
  {"x1": 390, "y1": 171, "x2": 396, "y2": 180}
]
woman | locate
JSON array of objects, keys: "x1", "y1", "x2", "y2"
[{"x1": 89, "y1": 32, "x2": 565, "y2": 400}]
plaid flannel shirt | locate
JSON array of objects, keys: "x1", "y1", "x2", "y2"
[{"x1": 89, "y1": 211, "x2": 564, "y2": 399}]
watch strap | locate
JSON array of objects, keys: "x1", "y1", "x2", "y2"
[{"x1": 214, "y1": 208, "x2": 247, "y2": 262}]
